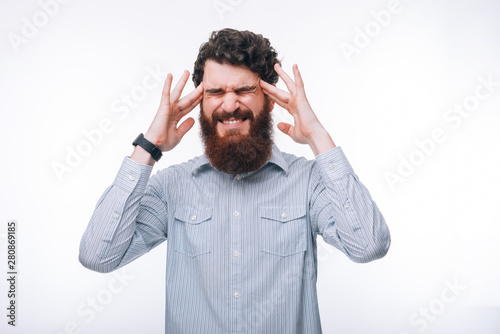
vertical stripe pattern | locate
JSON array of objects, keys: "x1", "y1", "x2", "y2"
[{"x1": 79, "y1": 145, "x2": 391, "y2": 333}]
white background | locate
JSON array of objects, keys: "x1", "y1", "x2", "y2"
[{"x1": 1, "y1": 0, "x2": 499, "y2": 333}]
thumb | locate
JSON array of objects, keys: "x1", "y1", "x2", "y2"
[
  {"x1": 177, "y1": 117, "x2": 195, "y2": 138},
  {"x1": 277, "y1": 122, "x2": 293, "y2": 137}
]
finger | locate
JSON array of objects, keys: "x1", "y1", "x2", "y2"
[
  {"x1": 262, "y1": 87, "x2": 290, "y2": 105},
  {"x1": 274, "y1": 64, "x2": 296, "y2": 95},
  {"x1": 260, "y1": 80, "x2": 287, "y2": 98},
  {"x1": 260, "y1": 80, "x2": 290, "y2": 104},
  {"x1": 277, "y1": 122, "x2": 293, "y2": 136},
  {"x1": 177, "y1": 117, "x2": 195, "y2": 138},
  {"x1": 159, "y1": 74, "x2": 173, "y2": 109},
  {"x1": 177, "y1": 83, "x2": 204, "y2": 111},
  {"x1": 292, "y1": 64, "x2": 306, "y2": 97},
  {"x1": 259, "y1": 79, "x2": 274, "y2": 90},
  {"x1": 265, "y1": 91, "x2": 291, "y2": 112},
  {"x1": 170, "y1": 70, "x2": 190, "y2": 102},
  {"x1": 179, "y1": 94, "x2": 203, "y2": 118}
]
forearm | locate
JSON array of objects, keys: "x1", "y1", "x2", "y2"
[
  {"x1": 130, "y1": 145, "x2": 156, "y2": 166},
  {"x1": 312, "y1": 147, "x2": 390, "y2": 263},
  {"x1": 79, "y1": 157, "x2": 155, "y2": 272},
  {"x1": 327, "y1": 174, "x2": 390, "y2": 263}
]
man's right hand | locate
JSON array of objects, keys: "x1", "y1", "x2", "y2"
[{"x1": 131, "y1": 70, "x2": 204, "y2": 165}]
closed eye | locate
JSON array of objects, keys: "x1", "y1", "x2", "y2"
[
  {"x1": 234, "y1": 86, "x2": 257, "y2": 94},
  {"x1": 205, "y1": 88, "x2": 224, "y2": 96},
  {"x1": 204, "y1": 85, "x2": 258, "y2": 97}
]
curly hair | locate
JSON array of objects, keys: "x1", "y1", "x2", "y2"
[{"x1": 192, "y1": 28, "x2": 280, "y2": 87}]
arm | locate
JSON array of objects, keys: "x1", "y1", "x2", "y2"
[
  {"x1": 309, "y1": 147, "x2": 390, "y2": 263},
  {"x1": 79, "y1": 159, "x2": 167, "y2": 272},
  {"x1": 261, "y1": 64, "x2": 390, "y2": 262},
  {"x1": 79, "y1": 71, "x2": 203, "y2": 272}
]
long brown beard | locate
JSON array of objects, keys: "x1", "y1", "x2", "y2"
[{"x1": 199, "y1": 98, "x2": 273, "y2": 174}]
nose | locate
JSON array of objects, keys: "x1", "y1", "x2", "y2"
[{"x1": 221, "y1": 92, "x2": 239, "y2": 113}]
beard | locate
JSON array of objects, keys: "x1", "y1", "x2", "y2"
[{"x1": 199, "y1": 97, "x2": 274, "y2": 174}]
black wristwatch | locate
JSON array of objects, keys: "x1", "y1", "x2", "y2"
[{"x1": 132, "y1": 133, "x2": 163, "y2": 161}]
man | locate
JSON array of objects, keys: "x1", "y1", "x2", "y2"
[{"x1": 79, "y1": 28, "x2": 390, "y2": 333}]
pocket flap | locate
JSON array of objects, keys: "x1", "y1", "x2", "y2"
[
  {"x1": 259, "y1": 206, "x2": 306, "y2": 223},
  {"x1": 174, "y1": 206, "x2": 213, "y2": 225}
]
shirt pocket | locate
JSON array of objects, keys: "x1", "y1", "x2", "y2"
[
  {"x1": 174, "y1": 206, "x2": 213, "y2": 257},
  {"x1": 259, "y1": 205, "x2": 307, "y2": 257}
]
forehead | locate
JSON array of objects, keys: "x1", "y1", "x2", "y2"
[{"x1": 203, "y1": 60, "x2": 259, "y2": 88}]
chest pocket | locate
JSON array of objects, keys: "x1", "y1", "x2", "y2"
[
  {"x1": 174, "y1": 206, "x2": 212, "y2": 257},
  {"x1": 259, "y1": 205, "x2": 307, "y2": 257}
]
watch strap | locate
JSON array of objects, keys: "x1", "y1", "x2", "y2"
[{"x1": 132, "y1": 133, "x2": 163, "y2": 161}]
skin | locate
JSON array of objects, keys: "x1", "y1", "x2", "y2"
[
  {"x1": 130, "y1": 62, "x2": 336, "y2": 166},
  {"x1": 260, "y1": 64, "x2": 336, "y2": 156},
  {"x1": 202, "y1": 60, "x2": 267, "y2": 137}
]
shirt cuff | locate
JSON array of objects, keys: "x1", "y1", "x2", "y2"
[
  {"x1": 315, "y1": 146, "x2": 355, "y2": 181},
  {"x1": 113, "y1": 156, "x2": 154, "y2": 194}
]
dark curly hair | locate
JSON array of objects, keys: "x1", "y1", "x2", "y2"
[{"x1": 192, "y1": 28, "x2": 280, "y2": 87}]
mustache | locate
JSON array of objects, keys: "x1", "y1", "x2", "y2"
[{"x1": 211, "y1": 108, "x2": 255, "y2": 123}]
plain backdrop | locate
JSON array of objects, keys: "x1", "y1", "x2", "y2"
[{"x1": 1, "y1": 0, "x2": 499, "y2": 333}]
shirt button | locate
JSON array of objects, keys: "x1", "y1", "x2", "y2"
[
  {"x1": 191, "y1": 215, "x2": 197, "y2": 221},
  {"x1": 235, "y1": 174, "x2": 242, "y2": 181},
  {"x1": 113, "y1": 214, "x2": 119, "y2": 219},
  {"x1": 128, "y1": 174, "x2": 135, "y2": 181},
  {"x1": 233, "y1": 211, "x2": 240, "y2": 217},
  {"x1": 281, "y1": 212, "x2": 287, "y2": 219},
  {"x1": 344, "y1": 203, "x2": 350, "y2": 209},
  {"x1": 328, "y1": 164, "x2": 335, "y2": 170},
  {"x1": 234, "y1": 250, "x2": 240, "y2": 258},
  {"x1": 234, "y1": 292, "x2": 240, "y2": 299}
]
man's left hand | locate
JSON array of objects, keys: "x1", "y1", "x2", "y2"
[{"x1": 260, "y1": 64, "x2": 336, "y2": 156}]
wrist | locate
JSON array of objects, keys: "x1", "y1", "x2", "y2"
[
  {"x1": 143, "y1": 131, "x2": 163, "y2": 148},
  {"x1": 131, "y1": 133, "x2": 163, "y2": 166},
  {"x1": 130, "y1": 145, "x2": 156, "y2": 166},
  {"x1": 133, "y1": 133, "x2": 163, "y2": 161},
  {"x1": 307, "y1": 128, "x2": 336, "y2": 156}
]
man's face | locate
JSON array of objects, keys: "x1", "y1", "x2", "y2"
[
  {"x1": 201, "y1": 60, "x2": 268, "y2": 138},
  {"x1": 199, "y1": 60, "x2": 274, "y2": 174}
]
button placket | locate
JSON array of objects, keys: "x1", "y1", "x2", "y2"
[{"x1": 229, "y1": 175, "x2": 244, "y2": 321}]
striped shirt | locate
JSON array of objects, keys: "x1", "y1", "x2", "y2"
[{"x1": 79, "y1": 145, "x2": 390, "y2": 333}]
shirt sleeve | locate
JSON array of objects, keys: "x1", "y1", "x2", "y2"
[
  {"x1": 79, "y1": 156, "x2": 169, "y2": 273},
  {"x1": 309, "y1": 147, "x2": 390, "y2": 263}
]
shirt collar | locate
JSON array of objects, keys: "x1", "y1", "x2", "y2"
[{"x1": 191, "y1": 144, "x2": 289, "y2": 176}]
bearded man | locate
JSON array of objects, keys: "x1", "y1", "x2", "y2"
[{"x1": 79, "y1": 28, "x2": 390, "y2": 334}]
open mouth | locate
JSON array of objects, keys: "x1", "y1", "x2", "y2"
[{"x1": 220, "y1": 117, "x2": 248, "y2": 126}]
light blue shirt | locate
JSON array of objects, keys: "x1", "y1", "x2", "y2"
[{"x1": 79, "y1": 145, "x2": 390, "y2": 333}]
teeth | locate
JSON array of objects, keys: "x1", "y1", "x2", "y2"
[{"x1": 223, "y1": 119, "x2": 242, "y2": 124}]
